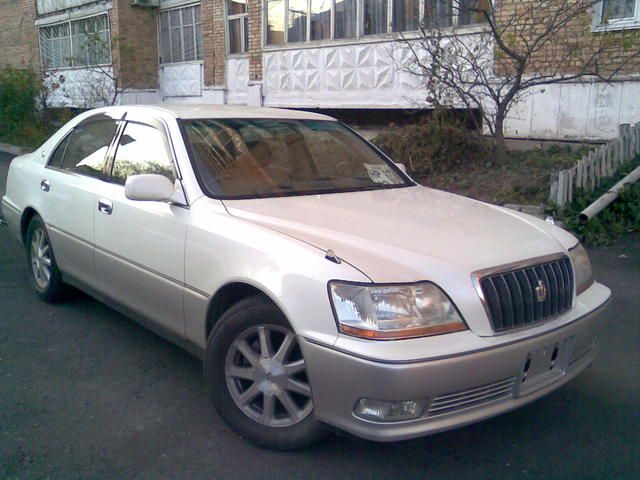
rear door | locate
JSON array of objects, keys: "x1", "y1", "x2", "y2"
[
  {"x1": 41, "y1": 113, "x2": 120, "y2": 289},
  {"x1": 92, "y1": 114, "x2": 188, "y2": 338}
]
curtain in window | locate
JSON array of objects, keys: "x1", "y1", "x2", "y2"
[
  {"x1": 267, "y1": 0, "x2": 285, "y2": 45},
  {"x1": 363, "y1": 0, "x2": 388, "y2": 35},
  {"x1": 457, "y1": 0, "x2": 490, "y2": 25},
  {"x1": 603, "y1": 0, "x2": 636, "y2": 19},
  {"x1": 311, "y1": 0, "x2": 332, "y2": 40},
  {"x1": 335, "y1": 0, "x2": 357, "y2": 38},
  {"x1": 424, "y1": 0, "x2": 453, "y2": 27},
  {"x1": 288, "y1": 0, "x2": 308, "y2": 42},
  {"x1": 393, "y1": 0, "x2": 420, "y2": 32},
  {"x1": 40, "y1": 23, "x2": 72, "y2": 68},
  {"x1": 159, "y1": 6, "x2": 202, "y2": 63}
]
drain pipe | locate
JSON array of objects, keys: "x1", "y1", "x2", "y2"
[{"x1": 579, "y1": 166, "x2": 640, "y2": 223}]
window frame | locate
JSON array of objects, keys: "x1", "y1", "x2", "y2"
[
  {"x1": 593, "y1": 0, "x2": 640, "y2": 31},
  {"x1": 107, "y1": 119, "x2": 180, "y2": 188},
  {"x1": 263, "y1": 0, "x2": 488, "y2": 46},
  {"x1": 226, "y1": 0, "x2": 250, "y2": 55},
  {"x1": 158, "y1": 2, "x2": 203, "y2": 65},
  {"x1": 45, "y1": 118, "x2": 120, "y2": 181},
  {"x1": 38, "y1": 12, "x2": 112, "y2": 71}
]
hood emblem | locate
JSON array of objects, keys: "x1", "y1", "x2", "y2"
[{"x1": 535, "y1": 280, "x2": 547, "y2": 303}]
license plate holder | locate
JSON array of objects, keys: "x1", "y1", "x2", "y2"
[{"x1": 516, "y1": 337, "x2": 573, "y2": 396}]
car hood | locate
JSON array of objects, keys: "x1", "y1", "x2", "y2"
[{"x1": 223, "y1": 185, "x2": 578, "y2": 283}]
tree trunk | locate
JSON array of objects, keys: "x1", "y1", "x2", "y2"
[{"x1": 493, "y1": 114, "x2": 508, "y2": 165}]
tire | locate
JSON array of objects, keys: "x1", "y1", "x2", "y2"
[
  {"x1": 204, "y1": 295, "x2": 326, "y2": 450},
  {"x1": 25, "y1": 214, "x2": 66, "y2": 302}
]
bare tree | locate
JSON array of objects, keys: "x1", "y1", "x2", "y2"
[{"x1": 402, "y1": 0, "x2": 640, "y2": 163}]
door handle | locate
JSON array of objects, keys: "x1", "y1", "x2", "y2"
[
  {"x1": 40, "y1": 179, "x2": 50, "y2": 192},
  {"x1": 98, "y1": 199, "x2": 113, "y2": 215}
]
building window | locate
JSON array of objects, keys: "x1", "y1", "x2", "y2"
[
  {"x1": 264, "y1": 0, "x2": 487, "y2": 45},
  {"x1": 227, "y1": 0, "x2": 249, "y2": 54},
  {"x1": 594, "y1": 0, "x2": 640, "y2": 30},
  {"x1": 159, "y1": 4, "x2": 203, "y2": 64},
  {"x1": 39, "y1": 13, "x2": 111, "y2": 69}
]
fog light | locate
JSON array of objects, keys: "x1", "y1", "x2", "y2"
[{"x1": 354, "y1": 398, "x2": 426, "y2": 422}]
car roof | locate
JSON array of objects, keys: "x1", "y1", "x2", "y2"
[{"x1": 101, "y1": 104, "x2": 338, "y2": 121}]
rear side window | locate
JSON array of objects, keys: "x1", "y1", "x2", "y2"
[
  {"x1": 111, "y1": 122, "x2": 176, "y2": 186},
  {"x1": 47, "y1": 134, "x2": 71, "y2": 169},
  {"x1": 60, "y1": 119, "x2": 118, "y2": 179}
]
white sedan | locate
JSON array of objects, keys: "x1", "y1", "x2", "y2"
[{"x1": 1, "y1": 105, "x2": 610, "y2": 449}]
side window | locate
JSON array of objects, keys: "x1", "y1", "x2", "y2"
[
  {"x1": 47, "y1": 134, "x2": 71, "y2": 169},
  {"x1": 111, "y1": 122, "x2": 176, "y2": 186},
  {"x1": 60, "y1": 119, "x2": 118, "y2": 179}
]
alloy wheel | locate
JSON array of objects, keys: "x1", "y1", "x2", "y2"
[
  {"x1": 225, "y1": 325, "x2": 313, "y2": 427},
  {"x1": 30, "y1": 227, "x2": 52, "y2": 289}
]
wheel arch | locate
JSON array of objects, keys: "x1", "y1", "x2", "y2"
[
  {"x1": 20, "y1": 207, "x2": 39, "y2": 245},
  {"x1": 205, "y1": 281, "x2": 289, "y2": 341}
]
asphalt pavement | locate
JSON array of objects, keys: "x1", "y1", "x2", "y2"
[{"x1": 0, "y1": 151, "x2": 638, "y2": 479}]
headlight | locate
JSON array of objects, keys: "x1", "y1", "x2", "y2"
[
  {"x1": 569, "y1": 243, "x2": 594, "y2": 295},
  {"x1": 328, "y1": 281, "x2": 467, "y2": 340}
]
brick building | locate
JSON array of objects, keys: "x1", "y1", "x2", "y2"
[{"x1": 0, "y1": 0, "x2": 639, "y2": 140}]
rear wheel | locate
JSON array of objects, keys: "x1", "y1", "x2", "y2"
[
  {"x1": 204, "y1": 295, "x2": 326, "y2": 449},
  {"x1": 25, "y1": 215, "x2": 65, "y2": 302}
]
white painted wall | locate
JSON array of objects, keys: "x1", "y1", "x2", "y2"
[
  {"x1": 262, "y1": 42, "x2": 429, "y2": 109},
  {"x1": 504, "y1": 80, "x2": 640, "y2": 140},
  {"x1": 44, "y1": 68, "x2": 116, "y2": 108},
  {"x1": 261, "y1": 39, "x2": 639, "y2": 141},
  {"x1": 160, "y1": 61, "x2": 203, "y2": 99},
  {"x1": 36, "y1": 0, "x2": 98, "y2": 15},
  {"x1": 227, "y1": 57, "x2": 249, "y2": 105}
]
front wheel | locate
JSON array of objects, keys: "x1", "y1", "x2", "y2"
[{"x1": 204, "y1": 295, "x2": 326, "y2": 449}]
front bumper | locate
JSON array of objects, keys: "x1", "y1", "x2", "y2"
[{"x1": 302, "y1": 297, "x2": 609, "y2": 442}]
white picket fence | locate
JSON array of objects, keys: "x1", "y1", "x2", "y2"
[{"x1": 549, "y1": 122, "x2": 640, "y2": 208}]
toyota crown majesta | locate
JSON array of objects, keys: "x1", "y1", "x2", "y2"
[{"x1": 1, "y1": 105, "x2": 611, "y2": 449}]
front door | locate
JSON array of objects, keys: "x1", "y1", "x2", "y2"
[{"x1": 93, "y1": 116, "x2": 188, "y2": 338}]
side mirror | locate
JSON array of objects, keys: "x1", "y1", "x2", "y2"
[
  {"x1": 394, "y1": 162, "x2": 407, "y2": 174},
  {"x1": 125, "y1": 174, "x2": 175, "y2": 202}
]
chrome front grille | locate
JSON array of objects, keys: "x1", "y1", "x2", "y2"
[
  {"x1": 478, "y1": 256, "x2": 574, "y2": 333},
  {"x1": 428, "y1": 378, "x2": 515, "y2": 417}
]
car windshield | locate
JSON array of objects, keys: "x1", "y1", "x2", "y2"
[{"x1": 180, "y1": 118, "x2": 410, "y2": 199}]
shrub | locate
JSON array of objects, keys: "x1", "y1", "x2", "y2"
[
  {"x1": 371, "y1": 114, "x2": 490, "y2": 178},
  {"x1": 0, "y1": 67, "x2": 45, "y2": 147}
]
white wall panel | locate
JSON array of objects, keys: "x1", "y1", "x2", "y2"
[
  {"x1": 263, "y1": 42, "x2": 428, "y2": 108},
  {"x1": 37, "y1": 0, "x2": 97, "y2": 14},
  {"x1": 44, "y1": 68, "x2": 116, "y2": 108},
  {"x1": 261, "y1": 38, "x2": 636, "y2": 141},
  {"x1": 504, "y1": 80, "x2": 638, "y2": 140},
  {"x1": 227, "y1": 57, "x2": 249, "y2": 104},
  {"x1": 160, "y1": 62, "x2": 202, "y2": 98}
]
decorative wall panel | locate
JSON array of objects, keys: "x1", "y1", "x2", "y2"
[
  {"x1": 160, "y1": 62, "x2": 202, "y2": 98},
  {"x1": 263, "y1": 41, "x2": 428, "y2": 108},
  {"x1": 44, "y1": 68, "x2": 115, "y2": 108},
  {"x1": 37, "y1": 0, "x2": 97, "y2": 15},
  {"x1": 227, "y1": 57, "x2": 249, "y2": 104}
]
